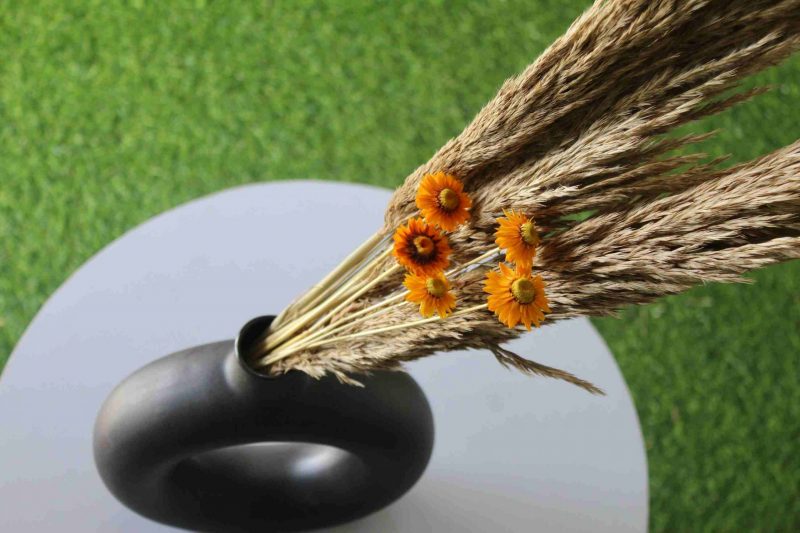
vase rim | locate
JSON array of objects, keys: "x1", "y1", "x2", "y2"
[{"x1": 234, "y1": 315, "x2": 279, "y2": 380}]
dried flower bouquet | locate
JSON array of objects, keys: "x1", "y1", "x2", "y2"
[{"x1": 248, "y1": 0, "x2": 800, "y2": 392}]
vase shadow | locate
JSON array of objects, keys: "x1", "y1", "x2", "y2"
[{"x1": 329, "y1": 474, "x2": 554, "y2": 533}]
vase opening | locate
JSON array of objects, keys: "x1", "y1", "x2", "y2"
[{"x1": 234, "y1": 315, "x2": 278, "y2": 379}]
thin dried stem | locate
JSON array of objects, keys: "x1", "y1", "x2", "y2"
[{"x1": 271, "y1": 231, "x2": 384, "y2": 328}]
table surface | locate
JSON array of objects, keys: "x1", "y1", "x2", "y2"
[{"x1": 0, "y1": 181, "x2": 648, "y2": 532}]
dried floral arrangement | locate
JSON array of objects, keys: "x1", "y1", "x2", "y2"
[{"x1": 248, "y1": 0, "x2": 800, "y2": 392}]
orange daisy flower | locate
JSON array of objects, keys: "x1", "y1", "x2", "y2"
[
  {"x1": 415, "y1": 171, "x2": 472, "y2": 231},
  {"x1": 484, "y1": 263, "x2": 550, "y2": 330},
  {"x1": 404, "y1": 272, "x2": 457, "y2": 318},
  {"x1": 393, "y1": 217, "x2": 452, "y2": 275},
  {"x1": 495, "y1": 209, "x2": 540, "y2": 271}
]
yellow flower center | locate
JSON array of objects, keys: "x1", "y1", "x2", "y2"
[
  {"x1": 520, "y1": 221, "x2": 538, "y2": 246},
  {"x1": 438, "y1": 188, "x2": 460, "y2": 211},
  {"x1": 413, "y1": 235, "x2": 435, "y2": 257},
  {"x1": 511, "y1": 278, "x2": 536, "y2": 305},
  {"x1": 425, "y1": 277, "x2": 447, "y2": 297}
]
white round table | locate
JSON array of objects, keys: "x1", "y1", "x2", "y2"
[{"x1": 0, "y1": 181, "x2": 648, "y2": 532}]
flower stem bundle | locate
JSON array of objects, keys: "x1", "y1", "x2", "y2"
[{"x1": 251, "y1": 0, "x2": 800, "y2": 391}]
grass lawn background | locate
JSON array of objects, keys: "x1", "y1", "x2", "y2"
[{"x1": 1, "y1": 1, "x2": 798, "y2": 530}]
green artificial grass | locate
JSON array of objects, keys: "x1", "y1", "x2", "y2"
[{"x1": 1, "y1": 1, "x2": 798, "y2": 530}]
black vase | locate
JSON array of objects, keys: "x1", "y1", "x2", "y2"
[{"x1": 93, "y1": 316, "x2": 435, "y2": 532}]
